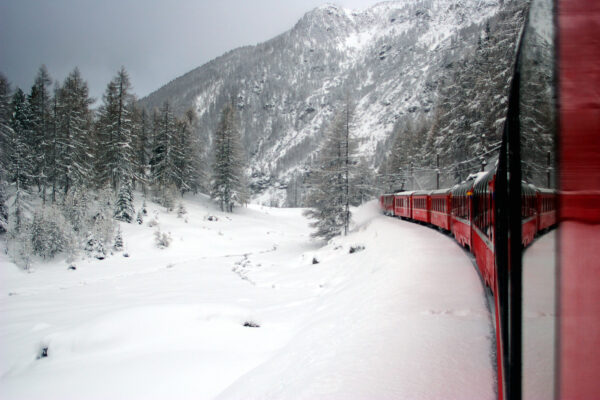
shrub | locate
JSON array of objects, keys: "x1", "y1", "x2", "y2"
[
  {"x1": 154, "y1": 229, "x2": 171, "y2": 249},
  {"x1": 29, "y1": 205, "x2": 75, "y2": 259}
]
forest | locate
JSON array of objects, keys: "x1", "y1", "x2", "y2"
[{"x1": 0, "y1": 66, "x2": 213, "y2": 267}]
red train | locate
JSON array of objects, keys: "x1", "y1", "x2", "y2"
[{"x1": 379, "y1": 172, "x2": 558, "y2": 293}]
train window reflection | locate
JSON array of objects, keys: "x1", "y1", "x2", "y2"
[{"x1": 519, "y1": 0, "x2": 557, "y2": 398}]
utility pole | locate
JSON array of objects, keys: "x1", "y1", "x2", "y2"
[
  {"x1": 410, "y1": 161, "x2": 414, "y2": 190},
  {"x1": 547, "y1": 151, "x2": 551, "y2": 187},
  {"x1": 436, "y1": 154, "x2": 440, "y2": 190}
]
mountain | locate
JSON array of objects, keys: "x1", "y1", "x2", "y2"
[{"x1": 139, "y1": 0, "x2": 527, "y2": 206}]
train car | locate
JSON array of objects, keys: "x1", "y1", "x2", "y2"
[
  {"x1": 471, "y1": 170, "x2": 496, "y2": 289},
  {"x1": 521, "y1": 183, "x2": 538, "y2": 247},
  {"x1": 555, "y1": 0, "x2": 600, "y2": 396},
  {"x1": 412, "y1": 190, "x2": 431, "y2": 224},
  {"x1": 536, "y1": 188, "x2": 557, "y2": 231},
  {"x1": 393, "y1": 191, "x2": 414, "y2": 219},
  {"x1": 451, "y1": 181, "x2": 473, "y2": 249},
  {"x1": 380, "y1": 193, "x2": 395, "y2": 216},
  {"x1": 430, "y1": 189, "x2": 452, "y2": 231}
]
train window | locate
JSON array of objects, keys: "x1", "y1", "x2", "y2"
[{"x1": 519, "y1": 0, "x2": 557, "y2": 397}]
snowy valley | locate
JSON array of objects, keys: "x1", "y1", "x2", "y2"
[
  {"x1": 1, "y1": 195, "x2": 496, "y2": 399},
  {"x1": 0, "y1": 0, "x2": 556, "y2": 398}
]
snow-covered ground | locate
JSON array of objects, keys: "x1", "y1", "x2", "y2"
[
  {"x1": 0, "y1": 195, "x2": 495, "y2": 399},
  {"x1": 523, "y1": 230, "x2": 556, "y2": 400}
]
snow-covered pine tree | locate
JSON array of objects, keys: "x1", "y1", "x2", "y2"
[
  {"x1": 8, "y1": 88, "x2": 35, "y2": 232},
  {"x1": 172, "y1": 118, "x2": 189, "y2": 194},
  {"x1": 0, "y1": 182, "x2": 8, "y2": 233},
  {"x1": 28, "y1": 65, "x2": 53, "y2": 203},
  {"x1": 180, "y1": 109, "x2": 204, "y2": 194},
  {"x1": 48, "y1": 84, "x2": 60, "y2": 203},
  {"x1": 304, "y1": 102, "x2": 355, "y2": 240},
  {"x1": 0, "y1": 74, "x2": 13, "y2": 203},
  {"x1": 62, "y1": 185, "x2": 90, "y2": 233},
  {"x1": 55, "y1": 68, "x2": 93, "y2": 195},
  {"x1": 86, "y1": 187, "x2": 116, "y2": 259},
  {"x1": 150, "y1": 101, "x2": 178, "y2": 204},
  {"x1": 132, "y1": 106, "x2": 151, "y2": 195},
  {"x1": 210, "y1": 102, "x2": 246, "y2": 212},
  {"x1": 96, "y1": 67, "x2": 135, "y2": 192},
  {"x1": 113, "y1": 225, "x2": 124, "y2": 252},
  {"x1": 114, "y1": 179, "x2": 135, "y2": 223}
]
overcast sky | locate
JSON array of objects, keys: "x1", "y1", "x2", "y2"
[{"x1": 0, "y1": 0, "x2": 382, "y2": 104}]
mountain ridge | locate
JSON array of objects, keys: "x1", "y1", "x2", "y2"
[{"x1": 139, "y1": 0, "x2": 521, "y2": 206}]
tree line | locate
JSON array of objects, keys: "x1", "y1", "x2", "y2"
[{"x1": 0, "y1": 65, "x2": 247, "y2": 267}]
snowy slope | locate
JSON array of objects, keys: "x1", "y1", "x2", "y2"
[{"x1": 0, "y1": 196, "x2": 494, "y2": 399}]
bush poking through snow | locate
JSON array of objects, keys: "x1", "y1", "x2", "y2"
[
  {"x1": 37, "y1": 346, "x2": 49, "y2": 359},
  {"x1": 136, "y1": 210, "x2": 144, "y2": 225},
  {"x1": 177, "y1": 202, "x2": 187, "y2": 218},
  {"x1": 312, "y1": 257, "x2": 319, "y2": 264},
  {"x1": 7, "y1": 228, "x2": 34, "y2": 270},
  {"x1": 113, "y1": 227, "x2": 124, "y2": 252},
  {"x1": 154, "y1": 229, "x2": 172, "y2": 249},
  {"x1": 147, "y1": 218, "x2": 159, "y2": 227},
  {"x1": 243, "y1": 321, "x2": 260, "y2": 328},
  {"x1": 85, "y1": 232, "x2": 106, "y2": 260},
  {"x1": 349, "y1": 245, "x2": 365, "y2": 254}
]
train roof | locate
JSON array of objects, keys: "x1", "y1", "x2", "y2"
[
  {"x1": 430, "y1": 188, "x2": 451, "y2": 195},
  {"x1": 413, "y1": 190, "x2": 433, "y2": 196},
  {"x1": 395, "y1": 190, "x2": 416, "y2": 196}
]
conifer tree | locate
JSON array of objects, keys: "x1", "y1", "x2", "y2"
[
  {"x1": 304, "y1": 102, "x2": 355, "y2": 239},
  {"x1": 173, "y1": 109, "x2": 203, "y2": 195},
  {"x1": 210, "y1": 102, "x2": 246, "y2": 212},
  {"x1": 8, "y1": 88, "x2": 35, "y2": 231},
  {"x1": 150, "y1": 101, "x2": 177, "y2": 202},
  {"x1": 96, "y1": 67, "x2": 135, "y2": 191},
  {"x1": 0, "y1": 182, "x2": 8, "y2": 233},
  {"x1": 132, "y1": 106, "x2": 151, "y2": 195},
  {"x1": 0, "y1": 74, "x2": 13, "y2": 183},
  {"x1": 114, "y1": 179, "x2": 135, "y2": 223},
  {"x1": 55, "y1": 68, "x2": 93, "y2": 194},
  {"x1": 28, "y1": 65, "x2": 53, "y2": 202},
  {"x1": 48, "y1": 84, "x2": 60, "y2": 203}
]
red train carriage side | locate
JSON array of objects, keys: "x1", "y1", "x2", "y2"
[
  {"x1": 412, "y1": 191, "x2": 431, "y2": 224},
  {"x1": 536, "y1": 188, "x2": 557, "y2": 231},
  {"x1": 380, "y1": 194, "x2": 395, "y2": 216},
  {"x1": 394, "y1": 191, "x2": 414, "y2": 219},
  {"x1": 471, "y1": 170, "x2": 496, "y2": 290},
  {"x1": 521, "y1": 184, "x2": 538, "y2": 247},
  {"x1": 430, "y1": 189, "x2": 452, "y2": 231},
  {"x1": 451, "y1": 181, "x2": 473, "y2": 249}
]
